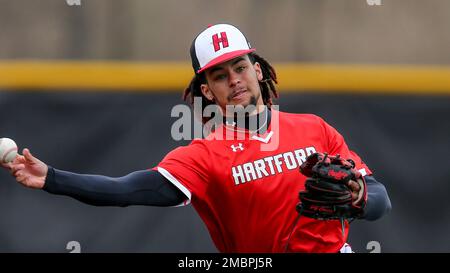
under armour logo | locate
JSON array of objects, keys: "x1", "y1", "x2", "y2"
[
  {"x1": 212, "y1": 32, "x2": 229, "y2": 52},
  {"x1": 231, "y1": 143, "x2": 244, "y2": 152}
]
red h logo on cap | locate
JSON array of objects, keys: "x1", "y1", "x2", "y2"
[{"x1": 212, "y1": 32, "x2": 229, "y2": 52}]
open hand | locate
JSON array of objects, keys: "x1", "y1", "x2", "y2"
[{"x1": 1, "y1": 148, "x2": 47, "y2": 189}]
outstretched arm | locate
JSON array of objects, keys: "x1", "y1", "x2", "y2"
[
  {"x1": 44, "y1": 167, "x2": 186, "y2": 207},
  {"x1": 2, "y1": 149, "x2": 186, "y2": 207}
]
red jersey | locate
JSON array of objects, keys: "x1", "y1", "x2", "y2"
[{"x1": 153, "y1": 109, "x2": 371, "y2": 253}]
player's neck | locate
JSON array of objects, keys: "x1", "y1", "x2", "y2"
[{"x1": 223, "y1": 106, "x2": 271, "y2": 135}]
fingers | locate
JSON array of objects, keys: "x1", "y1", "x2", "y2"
[
  {"x1": 348, "y1": 180, "x2": 361, "y2": 203},
  {"x1": 2, "y1": 154, "x2": 26, "y2": 170},
  {"x1": 349, "y1": 179, "x2": 366, "y2": 205},
  {"x1": 13, "y1": 154, "x2": 26, "y2": 164},
  {"x1": 23, "y1": 148, "x2": 36, "y2": 163},
  {"x1": 11, "y1": 169, "x2": 43, "y2": 189},
  {"x1": 347, "y1": 180, "x2": 360, "y2": 192},
  {"x1": 10, "y1": 164, "x2": 26, "y2": 176},
  {"x1": 14, "y1": 170, "x2": 31, "y2": 185},
  {"x1": 1, "y1": 162, "x2": 12, "y2": 170},
  {"x1": 16, "y1": 173, "x2": 29, "y2": 184}
]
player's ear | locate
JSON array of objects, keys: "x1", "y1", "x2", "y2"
[
  {"x1": 253, "y1": 62, "x2": 263, "y2": 81},
  {"x1": 200, "y1": 84, "x2": 215, "y2": 102}
]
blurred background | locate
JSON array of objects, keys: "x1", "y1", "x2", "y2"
[{"x1": 0, "y1": 0, "x2": 449, "y2": 252}]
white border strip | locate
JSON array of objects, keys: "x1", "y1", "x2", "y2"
[{"x1": 157, "y1": 167, "x2": 192, "y2": 207}]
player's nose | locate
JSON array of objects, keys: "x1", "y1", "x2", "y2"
[{"x1": 228, "y1": 71, "x2": 241, "y2": 87}]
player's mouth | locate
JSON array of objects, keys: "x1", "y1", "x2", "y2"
[{"x1": 230, "y1": 89, "x2": 248, "y2": 101}]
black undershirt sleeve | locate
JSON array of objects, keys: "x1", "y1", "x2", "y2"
[
  {"x1": 362, "y1": 175, "x2": 392, "y2": 221},
  {"x1": 43, "y1": 167, "x2": 187, "y2": 207}
]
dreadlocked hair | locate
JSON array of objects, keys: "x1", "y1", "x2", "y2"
[{"x1": 182, "y1": 53, "x2": 279, "y2": 124}]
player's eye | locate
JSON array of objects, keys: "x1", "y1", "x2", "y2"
[
  {"x1": 214, "y1": 74, "x2": 227, "y2": 81},
  {"x1": 235, "y1": 66, "x2": 246, "y2": 73}
]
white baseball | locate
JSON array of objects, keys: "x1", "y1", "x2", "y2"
[{"x1": 0, "y1": 138, "x2": 18, "y2": 163}]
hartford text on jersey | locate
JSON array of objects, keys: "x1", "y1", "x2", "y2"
[{"x1": 232, "y1": 146, "x2": 316, "y2": 185}]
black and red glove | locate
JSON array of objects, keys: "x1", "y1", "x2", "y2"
[{"x1": 297, "y1": 152, "x2": 367, "y2": 220}]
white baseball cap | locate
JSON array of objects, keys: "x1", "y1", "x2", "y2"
[{"x1": 190, "y1": 24, "x2": 256, "y2": 74}]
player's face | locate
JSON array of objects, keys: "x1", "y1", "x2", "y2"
[{"x1": 201, "y1": 55, "x2": 264, "y2": 115}]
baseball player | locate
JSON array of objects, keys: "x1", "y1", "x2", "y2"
[{"x1": 2, "y1": 23, "x2": 391, "y2": 253}]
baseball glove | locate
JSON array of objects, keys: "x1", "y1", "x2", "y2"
[{"x1": 296, "y1": 152, "x2": 367, "y2": 220}]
